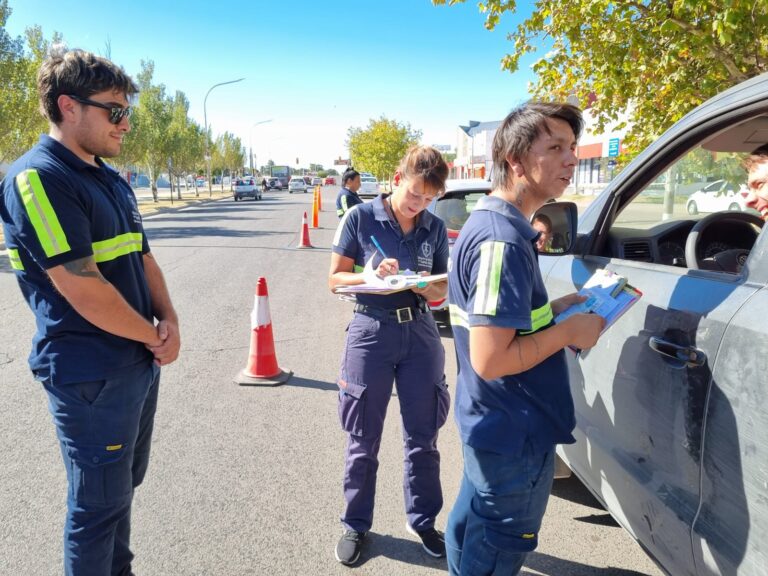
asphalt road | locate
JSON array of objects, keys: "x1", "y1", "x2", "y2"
[{"x1": 0, "y1": 189, "x2": 664, "y2": 575}]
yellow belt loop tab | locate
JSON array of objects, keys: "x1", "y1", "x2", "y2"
[
  {"x1": 7, "y1": 248, "x2": 25, "y2": 271},
  {"x1": 105, "y1": 444, "x2": 123, "y2": 451}
]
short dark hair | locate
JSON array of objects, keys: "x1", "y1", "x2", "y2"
[
  {"x1": 37, "y1": 48, "x2": 138, "y2": 124},
  {"x1": 398, "y1": 145, "x2": 449, "y2": 195},
  {"x1": 743, "y1": 143, "x2": 768, "y2": 172},
  {"x1": 492, "y1": 101, "x2": 584, "y2": 191},
  {"x1": 342, "y1": 168, "x2": 360, "y2": 185},
  {"x1": 532, "y1": 213, "x2": 552, "y2": 231}
]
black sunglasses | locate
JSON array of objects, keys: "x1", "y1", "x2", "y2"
[{"x1": 67, "y1": 94, "x2": 132, "y2": 124}]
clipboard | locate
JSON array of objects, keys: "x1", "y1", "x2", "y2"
[
  {"x1": 554, "y1": 268, "x2": 643, "y2": 335},
  {"x1": 333, "y1": 254, "x2": 447, "y2": 295}
]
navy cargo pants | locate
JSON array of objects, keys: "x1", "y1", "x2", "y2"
[
  {"x1": 41, "y1": 361, "x2": 160, "y2": 576},
  {"x1": 338, "y1": 307, "x2": 450, "y2": 533}
]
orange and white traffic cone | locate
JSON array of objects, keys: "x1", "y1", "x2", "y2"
[
  {"x1": 297, "y1": 211, "x2": 314, "y2": 248},
  {"x1": 317, "y1": 186, "x2": 322, "y2": 211},
  {"x1": 234, "y1": 278, "x2": 293, "y2": 386},
  {"x1": 312, "y1": 189, "x2": 319, "y2": 228}
]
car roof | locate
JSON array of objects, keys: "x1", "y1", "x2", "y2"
[{"x1": 444, "y1": 178, "x2": 492, "y2": 194}]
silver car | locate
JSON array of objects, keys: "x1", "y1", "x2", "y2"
[
  {"x1": 288, "y1": 177, "x2": 307, "y2": 194},
  {"x1": 543, "y1": 73, "x2": 768, "y2": 575},
  {"x1": 357, "y1": 176, "x2": 380, "y2": 198}
]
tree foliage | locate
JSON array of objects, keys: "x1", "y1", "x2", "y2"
[
  {"x1": 212, "y1": 132, "x2": 245, "y2": 182},
  {"x1": 119, "y1": 61, "x2": 173, "y2": 200},
  {"x1": 433, "y1": 0, "x2": 768, "y2": 157},
  {"x1": 0, "y1": 3, "x2": 55, "y2": 166},
  {"x1": 347, "y1": 116, "x2": 421, "y2": 182}
]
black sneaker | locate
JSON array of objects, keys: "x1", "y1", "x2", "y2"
[
  {"x1": 335, "y1": 529, "x2": 365, "y2": 566},
  {"x1": 406, "y1": 523, "x2": 446, "y2": 558}
]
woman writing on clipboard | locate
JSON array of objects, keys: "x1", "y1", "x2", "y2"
[{"x1": 329, "y1": 146, "x2": 450, "y2": 566}]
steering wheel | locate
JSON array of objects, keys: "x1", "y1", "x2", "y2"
[{"x1": 685, "y1": 211, "x2": 764, "y2": 272}]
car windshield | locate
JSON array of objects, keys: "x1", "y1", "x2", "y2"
[
  {"x1": 435, "y1": 190, "x2": 487, "y2": 231},
  {"x1": 362, "y1": 177, "x2": 376, "y2": 182}
]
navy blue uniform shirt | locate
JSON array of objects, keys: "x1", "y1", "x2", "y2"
[
  {"x1": 332, "y1": 194, "x2": 449, "y2": 309},
  {"x1": 0, "y1": 135, "x2": 153, "y2": 385},
  {"x1": 336, "y1": 186, "x2": 364, "y2": 218},
  {"x1": 447, "y1": 195, "x2": 575, "y2": 456}
]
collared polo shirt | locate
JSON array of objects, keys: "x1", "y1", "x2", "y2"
[
  {"x1": 332, "y1": 193, "x2": 448, "y2": 309},
  {"x1": 336, "y1": 186, "x2": 364, "y2": 218},
  {"x1": 0, "y1": 135, "x2": 153, "y2": 384},
  {"x1": 447, "y1": 194, "x2": 574, "y2": 456}
]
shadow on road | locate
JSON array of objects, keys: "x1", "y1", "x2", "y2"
[
  {"x1": 145, "y1": 227, "x2": 288, "y2": 241},
  {"x1": 551, "y1": 475, "x2": 605, "y2": 510},
  {"x1": 522, "y1": 551, "x2": 655, "y2": 576},
  {"x1": 287, "y1": 376, "x2": 338, "y2": 392},
  {"x1": 356, "y1": 532, "x2": 446, "y2": 570}
]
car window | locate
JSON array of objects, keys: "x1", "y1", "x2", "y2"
[
  {"x1": 361, "y1": 177, "x2": 377, "y2": 182},
  {"x1": 435, "y1": 190, "x2": 486, "y2": 231},
  {"x1": 613, "y1": 146, "x2": 749, "y2": 228}
]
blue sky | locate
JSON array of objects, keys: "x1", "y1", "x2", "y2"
[{"x1": 5, "y1": 0, "x2": 540, "y2": 170}]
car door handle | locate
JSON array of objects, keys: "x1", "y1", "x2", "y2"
[{"x1": 648, "y1": 337, "x2": 707, "y2": 368}]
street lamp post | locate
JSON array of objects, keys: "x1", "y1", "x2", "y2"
[
  {"x1": 204, "y1": 77, "x2": 244, "y2": 196},
  {"x1": 250, "y1": 119, "x2": 273, "y2": 177}
]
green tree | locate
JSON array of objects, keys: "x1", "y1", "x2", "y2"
[
  {"x1": 166, "y1": 91, "x2": 205, "y2": 198},
  {"x1": 347, "y1": 116, "x2": 421, "y2": 183},
  {"x1": 0, "y1": 4, "x2": 57, "y2": 166},
  {"x1": 441, "y1": 151, "x2": 457, "y2": 165},
  {"x1": 120, "y1": 60, "x2": 173, "y2": 201},
  {"x1": 212, "y1": 132, "x2": 245, "y2": 192},
  {"x1": 434, "y1": 0, "x2": 768, "y2": 158}
]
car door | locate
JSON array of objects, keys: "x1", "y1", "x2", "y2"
[
  {"x1": 690, "y1": 244, "x2": 768, "y2": 576},
  {"x1": 544, "y1": 125, "x2": 765, "y2": 574}
]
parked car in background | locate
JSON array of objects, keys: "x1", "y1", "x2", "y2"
[
  {"x1": 232, "y1": 176, "x2": 261, "y2": 201},
  {"x1": 288, "y1": 176, "x2": 308, "y2": 193},
  {"x1": 686, "y1": 179, "x2": 749, "y2": 214},
  {"x1": 538, "y1": 72, "x2": 768, "y2": 576},
  {"x1": 427, "y1": 178, "x2": 491, "y2": 316},
  {"x1": 324, "y1": 176, "x2": 336, "y2": 185},
  {"x1": 357, "y1": 175, "x2": 380, "y2": 198}
]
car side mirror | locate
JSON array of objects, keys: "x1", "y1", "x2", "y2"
[{"x1": 531, "y1": 202, "x2": 578, "y2": 255}]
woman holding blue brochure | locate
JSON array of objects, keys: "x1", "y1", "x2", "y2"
[{"x1": 329, "y1": 145, "x2": 451, "y2": 566}]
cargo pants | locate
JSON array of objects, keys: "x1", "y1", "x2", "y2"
[
  {"x1": 41, "y1": 361, "x2": 160, "y2": 576},
  {"x1": 338, "y1": 307, "x2": 450, "y2": 533}
]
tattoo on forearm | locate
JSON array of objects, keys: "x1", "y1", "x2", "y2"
[
  {"x1": 530, "y1": 334, "x2": 540, "y2": 367},
  {"x1": 63, "y1": 257, "x2": 108, "y2": 284},
  {"x1": 515, "y1": 338, "x2": 525, "y2": 369}
]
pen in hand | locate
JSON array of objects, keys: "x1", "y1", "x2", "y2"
[
  {"x1": 370, "y1": 235, "x2": 388, "y2": 259},
  {"x1": 370, "y1": 235, "x2": 398, "y2": 276}
]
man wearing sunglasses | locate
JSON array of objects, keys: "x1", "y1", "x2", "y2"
[{"x1": 0, "y1": 48, "x2": 179, "y2": 576}]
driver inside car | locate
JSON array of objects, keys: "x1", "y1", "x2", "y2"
[{"x1": 744, "y1": 143, "x2": 768, "y2": 220}]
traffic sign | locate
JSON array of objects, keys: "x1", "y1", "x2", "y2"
[{"x1": 608, "y1": 138, "x2": 620, "y2": 157}]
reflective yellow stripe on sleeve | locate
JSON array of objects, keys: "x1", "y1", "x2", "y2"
[
  {"x1": 15, "y1": 169, "x2": 71, "y2": 258},
  {"x1": 91, "y1": 232, "x2": 143, "y2": 263},
  {"x1": 448, "y1": 304, "x2": 469, "y2": 329},
  {"x1": 519, "y1": 302, "x2": 554, "y2": 335},
  {"x1": 6, "y1": 248, "x2": 24, "y2": 270},
  {"x1": 473, "y1": 241, "x2": 505, "y2": 316}
]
